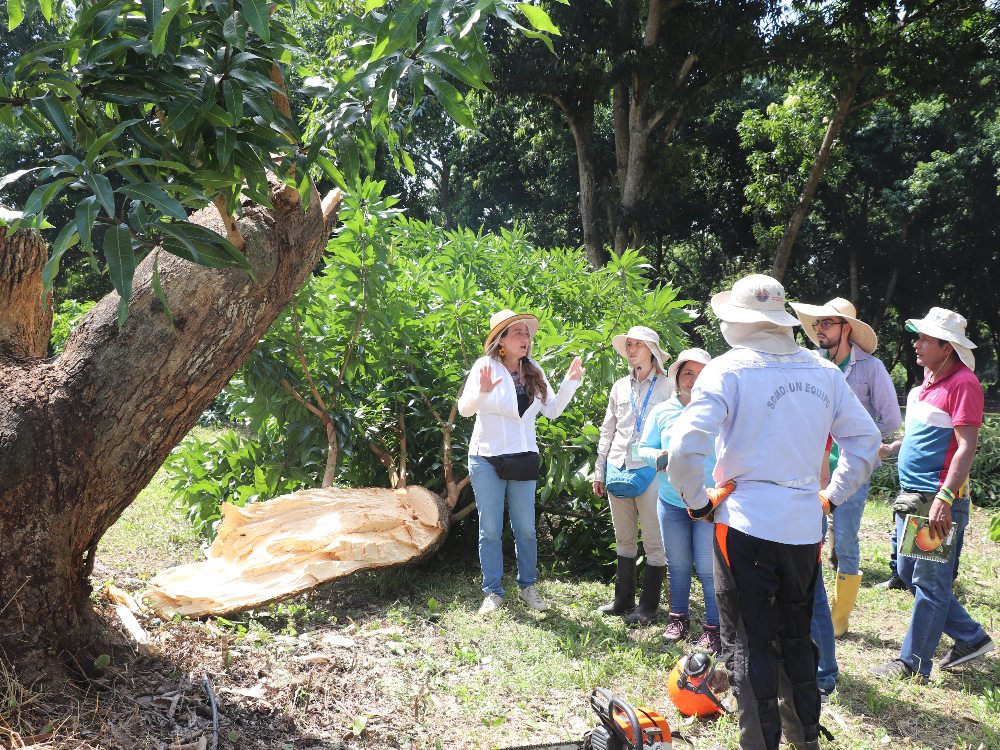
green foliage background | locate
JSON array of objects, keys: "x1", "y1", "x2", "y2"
[{"x1": 165, "y1": 180, "x2": 693, "y2": 568}]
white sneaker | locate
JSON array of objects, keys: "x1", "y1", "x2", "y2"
[
  {"x1": 479, "y1": 593, "x2": 504, "y2": 615},
  {"x1": 518, "y1": 585, "x2": 550, "y2": 611}
]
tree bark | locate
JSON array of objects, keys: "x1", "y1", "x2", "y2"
[
  {"x1": 0, "y1": 179, "x2": 341, "y2": 666},
  {"x1": 770, "y1": 66, "x2": 864, "y2": 282},
  {"x1": 554, "y1": 94, "x2": 608, "y2": 268},
  {"x1": 0, "y1": 227, "x2": 52, "y2": 360}
]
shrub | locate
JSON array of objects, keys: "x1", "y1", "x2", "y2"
[{"x1": 166, "y1": 180, "x2": 694, "y2": 562}]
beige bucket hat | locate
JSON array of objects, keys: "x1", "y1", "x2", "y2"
[
  {"x1": 790, "y1": 297, "x2": 878, "y2": 354},
  {"x1": 711, "y1": 274, "x2": 800, "y2": 327},
  {"x1": 667, "y1": 348, "x2": 713, "y2": 385},
  {"x1": 905, "y1": 307, "x2": 976, "y2": 370},
  {"x1": 612, "y1": 326, "x2": 670, "y2": 372},
  {"x1": 483, "y1": 309, "x2": 540, "y2": 354}
]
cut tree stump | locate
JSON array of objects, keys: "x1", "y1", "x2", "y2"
[{"x1": 145, "y1": 485, "x2": 449, "y2": 617}]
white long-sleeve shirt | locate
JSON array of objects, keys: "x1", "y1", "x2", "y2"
[
  {"x1": 458, "y1": 356, "x2": 580, "y2": 456},
  {"x1": 667, "y1": 346, "x2": 881, "y2": 544}
]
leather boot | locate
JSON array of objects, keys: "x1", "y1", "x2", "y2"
[
  {"x1": 624, "y1": 565, "x2": 665, "y2": 625},
  {"x1": 597, "y1": 556, "x2": 636, "y2": 616},
  {"x1": 831, "y1": 572, "x2": 862, "y2": 638}
]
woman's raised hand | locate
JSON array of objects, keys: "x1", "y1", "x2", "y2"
[
  {"x1": 479, "y1": 365, "x2": 503, "y2": 393},
  {"x1": 567, "y1": 356, "x2": 584, "y2": 382}
]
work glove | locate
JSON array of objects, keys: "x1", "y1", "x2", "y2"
[
  {"x1": 892, "y1": 491, "x2": 930, "y2": 519},
  {"x1": 689, "y1": 480, "x2": 736, "y2": 523}
]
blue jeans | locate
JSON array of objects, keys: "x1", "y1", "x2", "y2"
[
  {"x1": 895, "y1": 497, "x2": 987, "y2": 676},
  {"x1": 657, "y1": 501, "x2": 718, "y2": 627},
  {"x1": 811, "y1": 513, "x2": 838, "y2": 693},
  {"x1": 469, "y1": 455, "x2": 538, "y2": 597},
  {"x1": 830, "y1": 481, "x2": 868, "y2": 575}
]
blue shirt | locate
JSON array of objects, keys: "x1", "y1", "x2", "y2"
[{"x1": 637, "y1": 396, "x2": 715, "y2": 508}]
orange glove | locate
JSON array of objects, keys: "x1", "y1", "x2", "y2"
[
  {"x1": 689, "y1": 481, "x2": 736, "y2": 522},
  {"x1": 707, "y1": 480, "x2": 737, "y2": 508},
  {"x1": 819, "y1": 490, "x2": 831, "y2": 515}
]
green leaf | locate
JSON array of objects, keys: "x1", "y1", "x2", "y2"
[
  {"x1": 85, "y1": 118, "x2": 142, "y2": 167},
  {"x1": 222, "y1": 79, "x2": 244, "y2": 123},
  {"x1": 516, "y1": 3, "x2": 559, "y2": 34},
  {"x1": 31, "y1": 92, "x2": 75, "y2": 145},
  {"x1": 240, "y1": 0, "x2": 270, "y2": 42},
  {"x1": 152, "y1": 6, "x2": 182, "y2": 55},
  {"x1": 222, "y1": 11, "x2": 248, "y2": 48},
  {"x1": 365, "y1": 0, "x2": 388, "y2": 11},
  {"x1": 39, "y1": 0, "x2": 52, "y2": 22},
  {"x1": 0, "y1": 168, "x2": 42, "y2": 191},
  {"x1": 141, "y1": 0, "x2": 164, "y2": 33},
  {"x1": 166, "y1": 97, "x2": 200, "y2": 132},
  {"x1": 151, "y1": 252, "x2": 175, "y2": 325},
  {"x1": 159, "y1": 222, "x2": 250, "y2": 270},
  {"x1": 103, "y1": 223, "x2": 136, "y2": 325},
  {"x1": 83, "y1": 173, "x2": 116, "y2": 217},
  {"x1": 423, "y1": 72, "x2": 474, "y2": 129},
  {"x1": 423, "y1": 51, "x2": 488, "y2": 90},
  {"x1": 76, "y1": 196, "x2": 100, "y2": 254},
  {"x1": 23, "y1": 177, "x2": 74, "y2": 218},
  {"x1": 7, "y1": 0, "x2": 23, "y2": 29},
  {"x1": 41, "y1": 221, "x2": 79, "y2": 291},
  {"x1": 119, "y1": 183, "x2": 188, "y2": 220},
  {"x1": 216, "y1": 129, "x2": 236, "y2": 166}
]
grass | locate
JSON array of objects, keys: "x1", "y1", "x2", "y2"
[{"x1": 88, "y1": 443, "x2": 1000, "y2": 750}]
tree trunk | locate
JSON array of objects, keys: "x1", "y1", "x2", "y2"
[
  {"x1": 557, "y1": 95, "x2": 608, "y2": 268},
  {"x1": 0, "y1": 180, "x2": 341, "y2": 667},
  {"x1": 770, "y1": 67, "x2": 864, "y2": 282},
  {"x1": 0, "y1": 227, "x2": 52, "y2": 360}
]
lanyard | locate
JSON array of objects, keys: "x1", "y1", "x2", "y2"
[{"x1": 629, "y1": 375, "x2": 657, "y2": 436}]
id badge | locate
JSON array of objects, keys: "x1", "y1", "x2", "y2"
[{"x1": 630, "y1": 443, "x2": 641, "y2": 462}]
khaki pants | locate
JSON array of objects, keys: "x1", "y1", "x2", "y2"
[{"x1": 608, "y1": 482, "x2": 666, "y2": 566}]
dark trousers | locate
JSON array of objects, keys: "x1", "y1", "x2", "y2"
[{"x1": 714, "y1": 524, "x2": 821, "y2": 750}]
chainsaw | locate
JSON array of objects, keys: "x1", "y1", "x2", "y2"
[{"x1": 501, "y1": 687, "x2": 690, "y2": 750}]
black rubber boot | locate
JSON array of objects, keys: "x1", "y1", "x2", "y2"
[
  {"x1": 624, "y1": 565, "x2": 665, "y2": 625},
  {"x1": 598, "y1": 556, "x2": 636, "y2": 615}
]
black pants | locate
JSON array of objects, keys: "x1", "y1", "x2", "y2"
[{"x1": 714, "y1": 524, "x2": 821, "y2": 750}]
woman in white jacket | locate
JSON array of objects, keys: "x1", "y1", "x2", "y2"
[{"x1": 458, "y1": 310, "x2": 583, "y2": 615}]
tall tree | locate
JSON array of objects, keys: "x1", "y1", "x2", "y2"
[
  {"x1": 0, "y1": 0, "x2": 557, "y2": 670},
  {"x1": 764, "y1": 0, "x2": 998, "y2": 281},
  {"x1": 491, "y1": 0, "x2": 779, "y2": 266}
]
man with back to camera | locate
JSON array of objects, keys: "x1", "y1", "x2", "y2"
[
  {"x1": 873, "y1": 307, "x2": 994, "y2": 682},
  {"x1": 789, "y1": 298, "x2": 901, "y2": 699},
  {"x1": 668, "y1": 274, "x2": 881, "y2": 750}
]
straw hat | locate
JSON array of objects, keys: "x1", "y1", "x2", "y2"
[
  {"x1": 711, "y1": 274, "x2": 800, "y2": 327},
  {"x1": 483, "y1": 310, "x2": 540, "y2": 354},
  {"x1": 905, "y1": 307, "x2": 976, "y2": 370},
  {"x1": 790, "y1": 297, "x2": 878, "y2": 354},
  {"x1": 611, "y1": 326, "x2": 670, "y2": 372},
  {"x1": 667, "y1": 348, "x2": 713, "y2": 385}
]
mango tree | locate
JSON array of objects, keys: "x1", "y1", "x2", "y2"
[{"x1": 0, "y1": 0, "x2": 559, "y2": 670}]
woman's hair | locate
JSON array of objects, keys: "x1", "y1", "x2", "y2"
[
  {"x1": 490, "y1": 328, "x2": 548, "y2": 403},
  {"x1": 674, "y1": 360, "x2": 689, "y2": 390}
]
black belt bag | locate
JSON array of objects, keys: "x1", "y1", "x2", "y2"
[{"x1": 485, "y1": 452, "x2": 541, "y2": 481}]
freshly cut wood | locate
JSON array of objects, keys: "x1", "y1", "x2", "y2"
[{"x1": 145, "y1": 485, "x2": 448, "y2": 617}]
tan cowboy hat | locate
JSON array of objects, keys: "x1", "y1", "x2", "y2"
[
  {"x1": 790, "y1": 297, "x2": 878, "y2": 354},
  {"x1": 905, "y1": 307, "x2": 976, "y2": 370},
  {"x1": 711, "y1": 274, "x2": 800, "y2": 327},
  {"x1": 667, "y1": 348, "x2": 712, "y2": 385},
  {"x1": 611, "y1": 326, "x2": 670, "y2": 372},
  {"x1": 483, "y1": 309, "x2": 540, "y2": 353}
]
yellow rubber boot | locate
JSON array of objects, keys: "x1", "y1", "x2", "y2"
[{"x1": 831, "y1": 572, "x2": 862, "y2": 638}]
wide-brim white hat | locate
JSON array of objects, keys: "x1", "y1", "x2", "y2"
[
  {"x1": 667, "y1": 348, "x2": 713, "y2": 384},
  {"x1": 611, "y1": 326, "x2": 670, "y2": 372},
  {"x1": 905, "y1": 307, "x2": 976, "y2": 370},
  {"x1": 483, "y1": 309, "x2": 540, "y2": 353},
  {"x1": 711, "y1": 274, "x2": 800, "y2": 327},
  {"x1": 790, "y1": 297, "x2": 878, "y2": 354}
]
